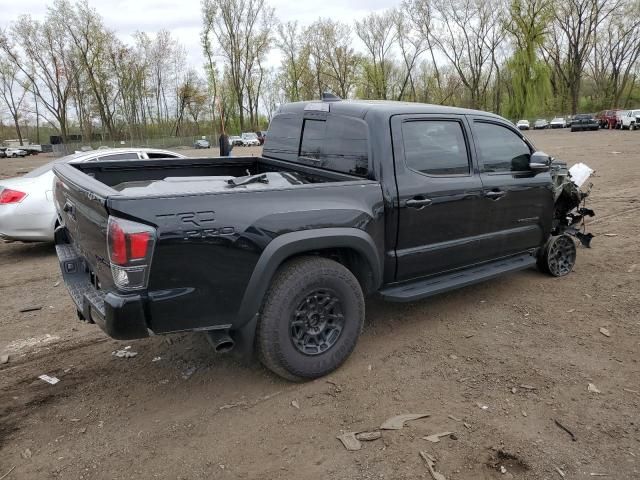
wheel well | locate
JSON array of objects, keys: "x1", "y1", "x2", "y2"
[{"x1": 287, "y1": 248, "x2": 376, "y2": 294}]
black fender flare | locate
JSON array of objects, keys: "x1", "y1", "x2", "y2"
[{"x1": 234, "y1": 227, "x2": 382, "y2": 333}]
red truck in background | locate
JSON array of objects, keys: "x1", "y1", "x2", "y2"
[{"x1": 596, "y1": 109, "x2": 622, "y2": 129}]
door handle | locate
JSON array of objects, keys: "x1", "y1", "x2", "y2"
[
  {"x1": 485, "y1": 190, "x2": 506, "y2": 200},
  {"x1": 405, "y1": 197, "x2": 433, "y2": 209}
]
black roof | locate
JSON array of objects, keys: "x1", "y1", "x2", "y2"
[{"x1": 278, "y1": 99, "x2": 504, "y2": 122}]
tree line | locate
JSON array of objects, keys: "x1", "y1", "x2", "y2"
[{"x1": 0, "y1": 0, "x2": 639, "y2": 145}]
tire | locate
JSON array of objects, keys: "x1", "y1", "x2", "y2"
[
  {"x1": 256, "y1": 256, "x2": 365, "y2": 381},
  {"x1": 537, "y1": 234, "x2": 577, "y2": 277},
  {"x1": 570, "y1": 127, "x2": 576, "y2": 132},
  {"x1": 631, "y1": 123, "x2": 636, "y2": 131}
]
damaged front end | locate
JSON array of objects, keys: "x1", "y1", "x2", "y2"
[{"x1": 549, "y1": 161, "x2": 595, "y2": 247}]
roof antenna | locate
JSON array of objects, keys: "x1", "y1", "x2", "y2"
[{"x1": 322, "y1": 92, "x2": 342, "y2": 102}]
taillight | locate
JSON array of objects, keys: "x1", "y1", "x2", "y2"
[
  {"x1": 107, "y1": 216, "x2": 156, "y2": 291},
  {"x1": 0, "y1": 189, "x2": 27, "y2": 204}
]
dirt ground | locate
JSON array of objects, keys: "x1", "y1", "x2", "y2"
[{"x1": 0, "y1": 131, "x2": 638, "y2": 479}]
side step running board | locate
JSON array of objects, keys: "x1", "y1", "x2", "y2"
[{"x1": 380, "y1": 254, "x2": 536, "y2": 302}]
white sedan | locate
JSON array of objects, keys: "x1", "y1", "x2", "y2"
[
  {"x1": 4, "y1": 147, "x2": 28, "y2": 157},
  {"x1": 516, "y1": 120, "x2": 530, "y2": 130},
  {"x1": 550, "y1": 117, "x2": 567, "y2": 129},
  {"x1": 0, "y1": 148, "x2": 186, "y2": 242}
]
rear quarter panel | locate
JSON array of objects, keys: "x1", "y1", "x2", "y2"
[{"x1": 108, "y1": 181, "x2": 385, "y2": 333}]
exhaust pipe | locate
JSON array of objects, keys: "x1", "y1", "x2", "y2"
[{"x1": 206, "y1": 330, "x2": 235, "y2": 353}]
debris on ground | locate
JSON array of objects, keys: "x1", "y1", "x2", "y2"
[
  {"x1": 447, "y1": 415, "x2": 461, "y2": 422},
  {"x1": 53, "y1": 281, "x2": 60, "y2": 287},
  {"x1": 337, "y1": 432, "x2": 361, "y2": 451},
  {"x1": 599, "y1": 327, "x2": 610, "y2": 337},
  {"x1": 588, "y1": 383, "x2": 601, "y2": 394},
  {"x1": 554, "y1": 419, "x2": 577, "y2": 441},
  {"x1": 603, "y1": 233, "x2": 618, "y2": 237},
  {"x1": 38, "y1": 374, "x2": 60, "y2": 385},
  {"x1": 623, "y1": 388, "x2": 639, "y2": 394},
  {"x1": 291, "y1": 400, "x2": 300, "y2": 409},
  {"x1": 152, "y1": 356, "x2": 162, "y2": 362},
  {"x1": 219, "y1": 401, "x2": 247, "y2": 410},
  {"x1": 500, "y1": 465, "x2": 507, "y2": 474},
  {"x1": 380, "y1": 413, "x2": 430, "y2": 430},
  {"x1": 555, "y1": 466, "x2": 566, "y2": 478},
  {"x1": 628, "y1": 264, "x2": 638, "y2": 273},
  {"x1": 112, "y1": 347, "x2": 138, "y2": 358},
  {"x1": 419, "y1": 451, "x2": 447, "y2": 480},
  {"x1": 477, "y1": 403, "x2": 489, "y2": 410},
  {"x1": 0, "y1": 354, "x2": 8, "y2": 364},
  {"x1": 519, "y1": 384, "x2": 536, "y2": 390},
  {"x1": 355, "y1": 431, "x2": 381, "y2": 441},
  {"x1": 464, "y1": 422, "x2": 471, "y2": 429},
  {"x1": 181, "y1": 366, "x2": 197, "y2": 380},
  {"x1": 0, "y1": 466, "x2": 16, "y2": 480},
  {"x1": 423, "y1": 431, "x2": 454, "y2": 443},
  {"x1": 21, "y1": 448, "x2": 32, "y2": 458},
  {"x1": 19, "y1": 306, "x2": 42, "y2": 313},
  {"x1": 589, "y1": 474, "x2": 609, "y2": 477}
]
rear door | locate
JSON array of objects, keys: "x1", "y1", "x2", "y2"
[
  {"x1": 470, "y1": 118, "x2": 553, "y2": 259},
  {"x1": 391, "y1": 115, "x2": 489, "y2": 281}
]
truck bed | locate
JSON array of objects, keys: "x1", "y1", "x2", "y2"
[{"x1": 61, "y1": 156, "x2": 363, "y2": 198}]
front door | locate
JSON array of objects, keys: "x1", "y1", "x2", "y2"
[
  {"x1": 470, "y1": 119, "x2": 554, "y2": 260},
  {"x1": 391, "y1": 115, "x2": 488, "y2": 281}
]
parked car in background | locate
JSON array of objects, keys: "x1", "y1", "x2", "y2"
[
  {"x1": 516, "y1": 119, "x2": 530, "y2": 130},
  {"x1": 598, "y1": 109, "x2": 621, "y2": 129},
  {"x1": 0, "y1": 148, "x2": 186, "y2": 242},
  {"x1": 229, "y1": 135, "x2": 244, "y2": 146},
  {"x1": 193, "y1": 139, "x2": 211, "y2": 149},
  {"x1": 621, "y1": 109, "x2": 640, "y2": 130},
  {"x1": 0, "y1": 149, "x2": 6, "y2": 158},
  {"x1": 570, "y1": 114, "x2": 599, "y2": 132},
  {"x1": 241, "y1": 132, "x2": 261, "y2": 146},
  {"x1": 615, "y1": 110, "x2": 629, "y2": 129},
  {"x1": 534, "y1": 119, "x2": 549, "y2": 130},
  {"x1": 255, "y1": 131, "x2": 266, "y2": 145},
  {"x1": 550, "y1": 117, "x2": 567, "y2": 129},
  {"x1": 4, "y1": 147, "x2": 28, "y2": 158}
]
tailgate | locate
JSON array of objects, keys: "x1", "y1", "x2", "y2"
[{"x1": 53, "y1": 164, "x2": 113, "y2": 289}]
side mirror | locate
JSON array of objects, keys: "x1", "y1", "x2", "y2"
[{"x1": 529, "y1": 151, "x2": 551, "y2": 172}]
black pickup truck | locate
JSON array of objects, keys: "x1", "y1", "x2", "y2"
[{"x1": 53, "y1": 98, "x2": 592, "y2": 380}]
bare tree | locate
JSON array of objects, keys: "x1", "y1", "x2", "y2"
[
  {"x1": 588, "y1": 0, "x2": 640, "y2": 107},
  {"x1": 429, "y1": 0, "x2": 504, "y2": 109},
  {"x1": 0, "y1": 15, "x2": 74, "y2": 141},
  {"x1": 544, "y1": 0, "x2": 622, "y2": 114},
  {"x1": 0, "y1": 56, "x2": 29, "y2": 144},
  {"x1": 201, "y1": 0, "x2": 274, "y2": 130},
  {"x1": 355, "y1": 11, "x2": 398, "y2": 99}
]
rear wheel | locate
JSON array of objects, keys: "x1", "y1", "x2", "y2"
[
  {"x1": 630, "y1": 123, "x2": 636, "y2": 131},
  {"x1": 256, "y1": 256, "x2": 365, "y2": 381},
  {"x1": 537, "y1": 235, "x2": 576, "y2": 277}
]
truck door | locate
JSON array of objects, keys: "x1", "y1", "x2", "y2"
[
  {"x1": 391, "y1": 115, "x2": 489, "y2": 281},
  {"x1": 469, "y1": 118, "x2": 554, "y2": 259}
]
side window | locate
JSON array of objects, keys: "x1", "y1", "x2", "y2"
[
  {"x1": 98, "y1": 153, "x2": 140, "y2": 161},
  {"x1": 474, "y1": 122, "x2": 531, "y2": 173},
  {"x1": 262, "y1": 113, "x2": 302, "y2": 162},
  {"x1": 402, "y1": 120, "x2": 470, "y2": 176},
  {"x1": 299, "y1": 119, "x2": 326, "y2": 160}
]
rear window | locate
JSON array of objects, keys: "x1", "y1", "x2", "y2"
[{"x1": 264, "y1": 113, "x2": 369, "y2": 177}]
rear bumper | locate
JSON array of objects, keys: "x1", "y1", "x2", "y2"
[{"x1": 55, "y1": 233, "x2": 149, "y2": 340}]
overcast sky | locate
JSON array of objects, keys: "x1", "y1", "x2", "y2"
[{"x1": 0, "y1": 0, "x2": 396, "y2": 69}]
